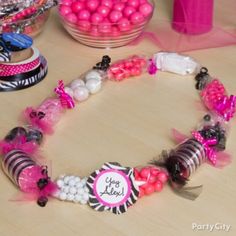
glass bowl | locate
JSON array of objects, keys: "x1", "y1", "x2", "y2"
[
  {"x1": 58, "y1": 0, "x2": 154, "y2": 48},
  {"x1": 1, "y1": 10, "x2": 50, "y2": 37}
]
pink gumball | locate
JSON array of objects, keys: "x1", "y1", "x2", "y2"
[
  {"x1": 59, "y1": 5, "x2": 72, "y2": 17},
  {"x1": 154, "y1": 180, "x2": 163, "y2": 192},
  {"x1": 123, "y1": 6, "x2": 136, "y2": 18},
  {"x1": 109, "y1": 10, "x2": 123, "y2": 23},
  {"x1": 60, "y1": 0, "x2": 72, "y2": 7},
  {"x1": 118, "y1": 18, "x2": 131, "y2": 31},
  {"x1": 78, "y1": 9, "x2": 91, "y2": 20},
  {"x1": 139, "y1": 3, "x2": 153, "y2": 17},
  {"x1": 130, "y1": 12, "x2": 144, "y2": 24},
  {"x1": 65, "y1": 13, "x2": 77, "y2": 24},
  {"x1": 111, "y1": 26, "x2": 121, "y2": 37},
  {"x1": 113, "y1": 2, "x2": 125, "y2": 12},
  {"x1": 71, "y1": 1, "x2": 85, "y2": 13},
  {"x1": 98, "y1": 22, "x2": 112, "y2": 34},
  {"x1": 150, "y1": 168, "x2": 159, "y2": 176},
  {"x1": 101, "y1": 0, "x2": 113, "y2": 8},
  {"x1": 97, "y1": 5, "x2": 110, "y2": 18},
  {"x1": 77, "y1": 20, "x2": 91, "y2": 31},
  {"x1": 86, "y1": 0, "x2": 99, "y2": 12},
  {"x1": 91, "y1": 13, "x2": 103, "y2": 24},
  {"x1": 140, "y1": 0, "x2": 147, "y2": 3},
  {"x1": 144, "y1": 184, "x2": 155, "y2": 195},
  {"x1": 157, "y1": 171, "x2": 168, "y2": 183},
  {"x1": 140, "y1": 167, "x2": 150, "y2": 178},
  {"x1": 90, "y1": 26, "x2": 100, "y2": 36},
  {"x1": 139, "y1": 187, "x2": 145, "y2": 198},
  {"x1": 127, "y1": 0, "x2": 140, "y2": 9}
]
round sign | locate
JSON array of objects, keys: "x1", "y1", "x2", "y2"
[{"x1": 93, "y1": 169, "x2": 131, "y2": 207}]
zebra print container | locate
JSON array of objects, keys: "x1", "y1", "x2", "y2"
[{"x1": 2, "y1": 149, "x2": 36, "y2": 187}]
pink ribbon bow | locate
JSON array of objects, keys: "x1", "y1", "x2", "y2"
[
  {"x1": 214, "y1": 95, "x2": 236, "y2": 122},
  {"x1": 54, "y1": 80, "x2": 75, "y2": 109},
  {"x1": 191, "y1": 131, "x2": 217, "y2": 165}
]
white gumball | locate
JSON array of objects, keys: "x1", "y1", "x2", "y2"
[
  {"x1": 67, "y1": 194, "x2": 75, "y2": 201},
  {"x1": 63, "y1": 176, "x2": 70, "y2": 184},
  {"x1": 74, "y1": 177, "x2": 81, "y2": 182},
  {"x1": 82, "y1": 192, "x2": 89, "y2": 201},
  {"x1": 59, "y1": 192, "x2": 67, "y2": 201},
  {"x1": 70, "y1": 79, "x2": 85, "y2": 90},
  {"x1": 77, "y1": 188, "x2": 85, "y2": 195},
  {"x1": 69, "y1": 187, "x2": 77, "y2": 195},
  {"x1": 73, "y1": 86, "x2": 89, "y2": 102},
  {"x1": 86, "y1": 79, "x2": 102, "y2": 94},
  {"x1": 62, "y1": 186, "x2": 70, "y2": 194},
  {"x1": 74, "y1": 195, "x2": 82, "y2": 203},
  {"x1": 80, "y1": 199, "x2": 88, "y2": 205},
  {"x1": 68, "y1": 179, "x2": 76, "y2": 187},
  {"x1": 81, "y1": 178, "x2": 87, "y2": 186},
  {"x1": 85, "y1": 70, "x2": 103, "y2": 82},
  {"x1": 76, "y1": 182, "x2": 83, "y2": 189},
  {"x1": 56, "y1": 179, "x2": 64, "y2": 188},
  {"x1": 64, "y1": 87, "x2": 74, "y2": 98}
]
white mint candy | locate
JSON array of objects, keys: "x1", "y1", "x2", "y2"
[
  {"x1": 62, "y1": 186, "x2": 70, "y2": 194},
  {"x1": 69, "y1": 187, "x2": 77, "y2": 195},
  {"x1": 73, "y1": 86, "x2": 89, "y2": 102},
  {"x1": 76, "y1": 182, "x2": 83, "y2": 189},
  {"x1": 85, "y1": 70, "x2": 103, "y2": 82},
  {"x1": 56, "y1": 179, "x2": 64, "y2": 188},
  {"x1": 77, "y1": 188, "x2": 84, "y2": 195},
  {"x1": 64, "y1": 87, "x2": 74, "y2": 98},
  {"x1": 81, "y1": 178, "x2": 87, "y2": 186},
  {"x1": 68, "y1": 179, "x2": 76, "y2": 187},
  {"x1": 70, "y1": 79, "x2": 85, "y2": 90},
  {"x1": 67, "y1": 194, "x2": 75, "y2": 201},
  {"x1": 86, "y1": 79, "x2": 102, "y2": 94},
  {"x1": 59, "y1": 192, "x2": 67, "y2": 201},
  {"x1": 82, "y1": 193, "x2": 89, "y2": 201},
  {"x1": 63, "y1": 176, "x2": 70, "y2": 184},
  {"x1": 80, "y1": 199, "x2": 87, "y2": 205},
  {"x1": 74, "y1": 195, "x2": 82, "y2": 202},
  {"x1": 74, "y1": 177, "x2": 81, "y2": 182}
]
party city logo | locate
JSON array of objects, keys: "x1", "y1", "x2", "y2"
[{"x1": 192, "y1": 223, "x2": 231, "y2": 232}]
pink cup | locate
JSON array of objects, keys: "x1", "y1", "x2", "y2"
[{"x1": 172, "y1": 0, "x2": 214, "y2": 35}]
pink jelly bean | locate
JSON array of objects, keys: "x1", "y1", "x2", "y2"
[
  {"x1": 77, "y1": 20, "x2": 91, "y2": 31},
  {"x1": 60, "y1": 0, "x2": 72, "y2": 7},
  {"x1": 113, "y1": 2, "x2": 125, "y2": 11},
  {"x1": 59, "y1": 5, "x2": 72, "y2": 17},
  {"x1": 86, "y1": 0, "x2": 99, "y2": 12},
  {"x1": 97, "y1": 5, "x2": 110, "y2": 18},
  {"x1": 109, "y1": 10, "x2": 123, "y2": 23},
  {"x1": 123, "y1": 6, "x2": 136, "y2": 18},
  {"x1": 91, "y1": 13, "x2": 103, "y2": 24},
  {"x1": 127, "y1": 0, "x2": 140, "y2": 9},
  {"x1": 65, "y1": 13, "x2": 77, "y2": 24},
  {"x1": 71, "y1": 1, "x2": 85, "y2": 13},
  {"x1": 118, "y1": 18, "x2": 131, "y2": 31},
  {"x1": 101, "y1": 0, "x2": 113, "y2": 8},
  {"x1": 78, "y1": 9, "x2": 91, "y2": 20},
  {"x1": 130, "y1": 12, "x2": 144, "y2": 24},
  {"x1": 139, "y1": 3, "x2": 153, "y2": 17}
]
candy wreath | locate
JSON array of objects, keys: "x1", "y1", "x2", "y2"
[{"x1": 0, "y1": 51, "x2": 235, "y2": 214}]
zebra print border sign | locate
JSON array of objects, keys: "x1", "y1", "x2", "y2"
[{"x1": 87, "y1": 162, "x2": 139, "y2": 214}]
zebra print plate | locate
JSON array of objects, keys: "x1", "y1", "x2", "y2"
[{"x1": 87, "y1": 162, "x2": 139, "y2": 214}]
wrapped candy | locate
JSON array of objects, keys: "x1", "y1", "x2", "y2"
[
  {"x1": 2, "y1": 149, "x2": 57, "y2": 207},
  {"x1": 152, "y1": 114, "x2": 231, "y2": 199},
  {"x1": 0, "y1": 126, "x2": 43, "y2": 155},
  {"x1": 107, "y1": 55, "x2": 147, "y2": 81}
]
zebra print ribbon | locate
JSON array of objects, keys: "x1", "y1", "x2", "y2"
[
  {"x1": 87, "y1": 162, "x2": 139, "y2": 214},
  {"x1": 0, "y1": 55, "x2": 47, "y2": 92}
]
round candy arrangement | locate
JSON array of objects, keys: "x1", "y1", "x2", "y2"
[
  {"x1": 0, "y1": 52, "x2": 235, "y2": 214},
  {"x1": 58, "y1": 0, "x2": 154, "y2": 48}
]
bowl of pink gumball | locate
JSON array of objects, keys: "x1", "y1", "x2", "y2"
[{"x1": 58, "y1": 0, "x2": 154, "y2": 48}]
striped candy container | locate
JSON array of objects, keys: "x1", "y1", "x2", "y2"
[{"x1": 2, "y1": 149, "x2": 57, "y2": 206}]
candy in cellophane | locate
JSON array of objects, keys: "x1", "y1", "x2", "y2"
[{"x1": 1, "y1": 149, "x2": 57, "y2": 207}]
